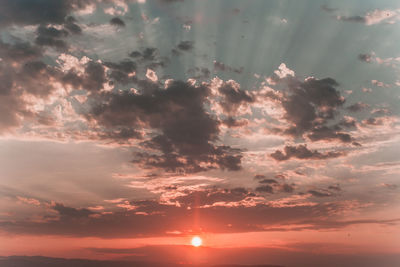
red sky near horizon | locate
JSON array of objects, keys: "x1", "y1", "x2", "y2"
[{"x1": 0, "y1": 0, "x2": 399, "y2": 266}]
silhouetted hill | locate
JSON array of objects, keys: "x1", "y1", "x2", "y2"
[{"x1": 0, "y1": 256, "x2": 285, "y2": 267}]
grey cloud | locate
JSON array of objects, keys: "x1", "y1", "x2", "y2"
[
  {"x1": 259, "y1": 179, "x2": 278, "y2": 184},
  {"x1": 307, "y1": 126, "x2": 352, "y2": 143},
  {"x1": 321, "y1": 4, "x2": 338, "y2": 13},
  {"x1": 0, "y1": 0, "x2": 93, "y2": 27},
  {"x1": 269, "y1": 77, "x2": 354, "y2": 143},
  {"x1": 346, "y1": 102, "x2": 370, "y2": 112},
  {"x1": 53, "y1": 203, "x2": 94, "y2": 218},
  {"x1": 110, "y1": 17, "x2": 126, "y2": 27},
  {"x1": 363, "y1": 117, "x2": 384, "y2": 126},
  {"x1": 176, "y1": 41, "x2": 193, "y2": 51},
  {"x1": 271, "y1": 145, "x2": 345, "y2": 161},
  {"x1": 1, "y1": 198, "x2": 396, "y2": 238},
  {"x1": 187, "y1": 67, "x2": 210, "y2": 80},
  {"x1": 281, "y1": 183, "x2": 295, "y2": 193},
  {"x1": 35, "y1": 25, "x2": 69, "y2": 49},
  {"x1": 214, "y1": 60, "x2": 243, "y2": 74},
  {"x1": 255, "y1": 185, "x2": 273, "y2": 193},
  {"x1": 308, "y1": 190, "x2": 332, "y2": 198},
  {"x1": 337, "y1": 16, "x2": 366, "y2": 23},
  {"x1": 0, "y1": 41, "x2": 42, "y2": 62},
  {"x1": 217, "y1": 81, "x2": 254, "y2": 115},
  {"x1": 64, "y1": 16, "x2": 82, "y2": 34},
  {"x1": 358, "y1": 53, "x2": 373, "y2": 62},
  {"x1": 87, "y1": 80, "x2": 242, "y2": 173}
]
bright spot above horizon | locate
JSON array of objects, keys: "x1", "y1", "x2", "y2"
[{"x1": 191, "y1": 236, "x2": 202, "y2": 247}]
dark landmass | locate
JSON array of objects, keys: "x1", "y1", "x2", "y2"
[{"x1": 0, "y1": 256, "x2": 285, "y2": 267}]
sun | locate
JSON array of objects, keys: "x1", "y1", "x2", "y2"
[{"x1": 191, "y1": 236, "x2": 202, "y2": 247}]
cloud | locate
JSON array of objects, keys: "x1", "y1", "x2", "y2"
[
  {"x1": 0, "y1": 39, "x2": 69, "y2": 132},
  {"x1": 308, "y1": 190, "x2": 332, "y2": 197},
  {"x1": 53, "y1": 203, "x2": 94, "y2": 218},
  {"x1": 358, "y1": 53, "x2": 373, "y2": 62},
  {"x1": 104, "y1": 59, "x2": 136, "y2": 85},
  {"x1": 262, "y1": 73, "x2": 352, "y2": 143},
  {"x1": 258, "y1": 179, "x2": 278, "y2": 184},
  {"x1": 64, "y1": 16, "x2": 82, "y2": 34},
  {"x1": 216, "y1": 80, "x2": 255, "y2": 116},
  {"x1": 35, "y1": 25, "x2": 69, "y2": 49},
  {"x1": 270, "y1": 145, "x2": 345, "y2": 161},
  {"x1": 336, "y1": 9, "x2": 400, "y2": 25},
  {"x1": 1, "y1": 196, "x2": 397, "y2": 238},
  {"x1": 346, "y1": 102, "x2": 370, "y2": 112},
  {"x1": 110, "y1": 17, "x2": 126, "y2": 27},
  {"x1": 282, "y1": 77, "x2": 345, "y2": 136},
  {"x1": 320, "y1": 4, "x2": 338, "y2": 13},
  {"x1": 87, "y1": 80, "x2": 243, "y2": 173},
  {"x1": 274, "y1": 63, "x2": 295, "y2": 79},
  {"x1": 0, "y1": 41, "x2": 42, "y2": 62},
  {"x1": 213, "y1": 60, "x2": 243, "y2": 74},
  {"x1": 255, "y1": 185, "x2": 273, "y2": 193},
  {"x1": 176, "y1": 41, "x2": 193, "y2": 51},
  {"x1": 0, "y1": 0, "x2": 93, "y2": 27}
]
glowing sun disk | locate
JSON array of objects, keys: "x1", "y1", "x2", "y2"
[{"x1": 191, "y1": 236, "x2": 202, "y2": 247}]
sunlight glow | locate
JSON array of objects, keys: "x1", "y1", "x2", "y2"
[{"x1": 191, "y1": 236, "x2": 202, "y2": 247}]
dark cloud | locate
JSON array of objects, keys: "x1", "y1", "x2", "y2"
[
  {"x1": 358, "y1": 53, "x2": 373, "y2": 62},
  {"x1": 371, "y1": 108, "x2": 390, "y2": 116},
  {"x1": 35, "y1": 25, "x2": 69, "y2": 49},
  {"x1": 0, "y1": 40, "x2": 42, "y2": 62},
  {"x1": 307, "y1": 126, "x2": 352, "y2": 143},
  {"x1": 254, "y1": 174, "x2": 266, "y2": 180},
  {"x1": 363, "y1": 117, "x2": 385, "y2": 126},
  {"x1": 328, "y1": 185, "x2": 341, "y2": 191},
  {"x1": 308, "y1": 190, "x2": 332, "y2": 198},
  {"x1": 264, "y1": 75, "x2": 354, "y2": 144},
  {"x1": 0, "y1": 40, "x2": 48, "y2": 132},
  {"x1": 214, "y1": 60, "x2": 243, "y2": 74},
  {"x1": 255, "y1": 185, "x2": 273, "y2": 193},
  {"x1": 129, "y1": 51, "x2": 142, "y2": 58},
  {"x1": 281, "y1": 183, "x2": 295, "y2": 193},
  {"x1": 187, "y1": 67, "x2": 210, "y2": 80},
  {"x1": 270, "y1": 145, "x2": 345, "y2": 161},
  {"x1": 128, "y1": 47, "x2": 165, "y2": 70},
  {"x1": 67, "y1": 61, "x2": 107, "y2": 92},
  {"x1": 217, "y1": 80, "x2": 254, "y2": 116},
  {"x1": 110, "y1": 17, "x2": 126, "y2": 27},
  {"x1": 221, "y1": 117, "x2": 248, "y2": 128},
  {"x1": 0, "y1": 0, "x2": 92, "y2": 27},
  {"x1": 281, "y1": 78, "x2": 345, "y2": 138},
  {"x1": 64, "y1": 16, "x2": 82, "y2": 34},
  {"x1": 338, "y1": 117, "x2": 357, "y2": 128},
  {"x1": 104, "y1": 60, "x2": 136, "y2": 85},
  {"x1": 321, "y1": 4, "x2": 338, "y2": 13},
  {"x1": 141, "y1": 48, "x2": 157, "y2": 61},
  {"x1": 346, "y1": 102, "x2": 370, "y2": 112},
  {"x1": 176, "y1": 41, "x2": 194, "y2": 51},
  {"x1": 337, "y1": 15, "x2": 366, "y2": 23},
  {"x1": 53, "y1": 203, "x2": 94, "y2": 218},
  {"x1": 87, "y1": 80, "x2": 242, "y2": 173},
  {"x1": 259, "y1": 179, "x2": 278, "y2": 184},
  {"x1": 254, "y1": 174, "x2": 294, "y2": 194}
]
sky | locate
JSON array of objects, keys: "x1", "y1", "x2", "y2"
[{"x1": 0, "y1": 0, "x2": 399, "y2": 266}]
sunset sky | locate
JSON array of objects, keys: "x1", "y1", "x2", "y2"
[{"x1": 0, "y1": 0, "x2": 399, "y2": 266}]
